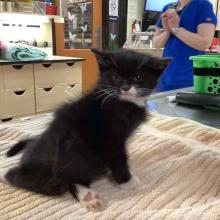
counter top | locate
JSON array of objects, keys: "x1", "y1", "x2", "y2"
[
  {"x1": 0, "y1": 56, "x2": 85, "y2": 65},
  {"x1": 148, "y1": 88, "x2": 220, "y2": 129}
]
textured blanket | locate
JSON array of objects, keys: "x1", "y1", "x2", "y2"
[
  {"x1": 0, "y1": 113, "x2": 220, "y2": 220},
  {"x1": 2, "y1": 43, "x2": 48, "y2": 61}
]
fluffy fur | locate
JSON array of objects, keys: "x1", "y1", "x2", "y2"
[{"x1": 2, "y1": 49, "x2": 170, "y2": 210}]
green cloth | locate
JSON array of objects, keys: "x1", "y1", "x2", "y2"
[{"x1": 3, "y1": 44, "x2": 48, "y2": 61}]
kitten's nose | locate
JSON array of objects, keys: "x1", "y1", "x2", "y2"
[{"x1": 121, "y1": 85, "x2": 131, "y2": 92}]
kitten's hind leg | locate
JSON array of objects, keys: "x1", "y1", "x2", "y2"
[
  {"x1": 69, "y1": 184, "x2": 104, "y2": 211},
  {"x1": 4, "y1": 166, "x2": 68, "y2": 196}
]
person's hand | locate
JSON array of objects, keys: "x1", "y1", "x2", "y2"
[
  {"x1": 161, "y1": 11, "x2": 170, "y2": 31},
  {"x1": 166, "y1": 9, "x2": 180, "y2": 30}
]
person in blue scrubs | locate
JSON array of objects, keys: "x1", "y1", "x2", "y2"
[{"x1": 153, "y1": 0, "x2": 217, "y2": 92}]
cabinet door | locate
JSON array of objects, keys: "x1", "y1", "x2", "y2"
[{"x1": 55, "y1": 0, "x2": 102, "y2": 92}]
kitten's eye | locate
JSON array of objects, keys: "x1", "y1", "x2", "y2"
[{"x1": 134, "y1": 74, "x2": 143, "y2": 81}]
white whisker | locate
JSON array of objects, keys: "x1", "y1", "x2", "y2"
[
  {"x1": 137, "y1": 88, "x2": 153, "y2": 95},
  {"x1": 95, "y1": 89, "x2": 115, "y2": 96},
  {"x1": 94, "y1": 87, "x2": 118, "y2": 104},
  {"x1": 101, "y1": 92, "x2": 117, "y2": 106},
  {"x1": 95, "y1": 89, "x2": 117, "y2": 99}
]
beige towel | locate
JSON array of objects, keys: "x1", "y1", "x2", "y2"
[{"x1": 0, "y1": 113, "x2": 220, "y2": 220}]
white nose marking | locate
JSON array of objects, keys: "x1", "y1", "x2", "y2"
[{"x1": 121, "y1": 86, "x2": 137, "y2": 96}]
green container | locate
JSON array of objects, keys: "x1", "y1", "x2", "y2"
[{"x1": 189, "y1": 55, "x2": 220, "y2": 95}]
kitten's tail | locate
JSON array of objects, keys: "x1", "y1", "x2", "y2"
[{"x1": 7, "y1": 139, "x2": 30, "y2": 157}]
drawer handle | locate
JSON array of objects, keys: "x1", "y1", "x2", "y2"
[
  {"x1": 1, "y1": 117, "x2": 13, "y2": 122},
  {"x1": 42, "y1": 64, "x2": 52, "y2": 68},
  {"x1": 68, "y1": 84, "x2": 75, "y2": 88},
  {"x1": 14, "y1": 90, "x2": 26, "y2": 95},
  {"x1": 12, "y1": 65, "x2": 23, "y2": 70},
  {"x1": 67, "y1": 62, "x2": 75, "y2": 67},
  {"x1": 43, "y1": 87, "x2": 53, "y2": 92}
]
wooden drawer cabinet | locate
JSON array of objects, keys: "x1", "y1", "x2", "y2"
[
  {"x1": 0, "y1": 92, "x2": 5, "y2": 118},
  {"x1": 36, "y1": 84, "x2": 81, "y2": 113},
  {"x1": 0, "y1": 68, "x2": 4, "y2": 92},
  {"x1": 3, "y1": 65, "x2": 34, "y2": 91},
  {"x1": 63, "y1": 83, "x2": 81, "y2": 101},
  {"x1": 4, "y1": 89, "x2": 35, "y2": 118},
  {"x1": 0, "y1": 60, "x2": 82, "y2": 120},
  {"x1": 0, "y1": 89, "x2": 35, "y2": 119},
  {"x1": 34, "y1": 62, "x2": 82, "y2": 88},
  {"x1": 36, "y1": 86, "x2": 63, "y2": 113}
]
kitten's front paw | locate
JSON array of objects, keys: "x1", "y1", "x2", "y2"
[
  {"x1": 119, "y1": 175, "x2": 141, "y2": 190},
  {"x1": 78, "y1": 188, "x2": 104, "y2": 212}
]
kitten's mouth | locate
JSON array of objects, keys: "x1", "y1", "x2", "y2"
[
  {"x1": 120, "y1": 86, "x2": 148, "y2": 98},
  {"x1": 120, "y1": 91, "x2": 135, "y2": 97},
  {"x1": 120, "y1": 86, "x2": 137, "y2": 97},
  {"x1": 119, "y1": 87, "x2": 140, "y2": 101}
]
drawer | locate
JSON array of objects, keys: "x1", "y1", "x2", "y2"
[
  {"x1": 36, "y1": 84, "x2": 81, "y2": 113},
  {"x1": 34, "y1": 62, "x2": 82, "y2": 88},
  {"x1": 3, "y1": 64, "x2": 34, "y2": 90},
  {"x1": 0, "y1": 92, "x2": 5, "y2": 119},
  {"x1": 4, "y1": 88, "x2": 35, "y2": 118},
  {"x1": 64, "y1": 83, "x2": 81, "y2": 101},
  {"x1": 0, "y1": 68, "x2": 4, "y2": 92}
]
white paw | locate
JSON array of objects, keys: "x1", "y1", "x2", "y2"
[
  {"x1": 119, "y1": 176, "x2": 141, "y2": 190},
  {"x1": 77, "y1": 185, "x2": 104, "y2": 211}
]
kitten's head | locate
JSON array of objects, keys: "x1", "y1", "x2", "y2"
[{"x1": 92, "y1": 49, "x2": 171, "y2": 105}]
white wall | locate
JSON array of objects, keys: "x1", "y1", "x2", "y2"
[
  {"x1": 0, "y1": 23, "x2": 52, "y2": 43},
  {"x1": 0, "y1": 22, "x2": 53, "y2": 55}
]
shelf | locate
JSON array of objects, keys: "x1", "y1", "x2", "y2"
[
  {"x1": 0, "y1": 56, "x2": 85, "y2": 65},
  {"x1": 0, "y1": 12, "x2": 64, "y2": 24},
  {"x1": 47, "y1": 14, "x2": 64, "y2": 23},
  {"x1": 64, "y1": 38, "x2": 92, "y2": 43}
]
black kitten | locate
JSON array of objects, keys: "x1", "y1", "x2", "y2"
[{"x1": 0, "y1": 49, "x2": 170, "y2": 211}]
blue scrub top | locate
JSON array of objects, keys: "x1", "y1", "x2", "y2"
[{"x1": 156, "y1": 0, "x2": 217, "y2": 92}]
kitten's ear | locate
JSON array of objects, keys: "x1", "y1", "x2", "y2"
[
  {"x1": 91, "y1": 48, "x2": 117, "y2": 70},
  {"x1": 148, "y1": 57, "x2": 172, "y2": 73},
  {"x1": 91, "y1": 48, "x2": 106, "y2": 60},
  {"x1": 140, "y1": 56, "x2": 172, "y2": 75},
  {"x1": 155, "y1": 57, "x2": 172, "y2": 71}
]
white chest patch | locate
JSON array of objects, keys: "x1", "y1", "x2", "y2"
[{"x1": 120, "y1": 86, "x2": 147, "y2": 107}]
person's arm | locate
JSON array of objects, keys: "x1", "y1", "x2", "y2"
[
  {"x1": 167, "y1": 1, "x2": 216, "y2": 51},
  {"x1": 168, "y1": 12, "x2": 215, "y2": 51},
  {"x1": 152, "y1": 28, "x2": 171, "y2": 49}
]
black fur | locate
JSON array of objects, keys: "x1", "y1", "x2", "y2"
[
  {"x1": 7, "y1": 139, "x2": 30, "y2": 157},
  {"x1": 5, "y1": 49, "x2": 171, "y2": 199}
]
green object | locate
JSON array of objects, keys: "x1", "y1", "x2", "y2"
[
  {"x1": 189, "y1": 55, "x2": 220, "y2": 95},
  {"x1": 189, "y1": 55, "x2": 220, "y2": 111},
  {"x1": 193, "y1": 75, "x2": 220, "y2": 94},
  {"x1": 189, "y1": 54, "x2": 220, "y2": 68}
]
